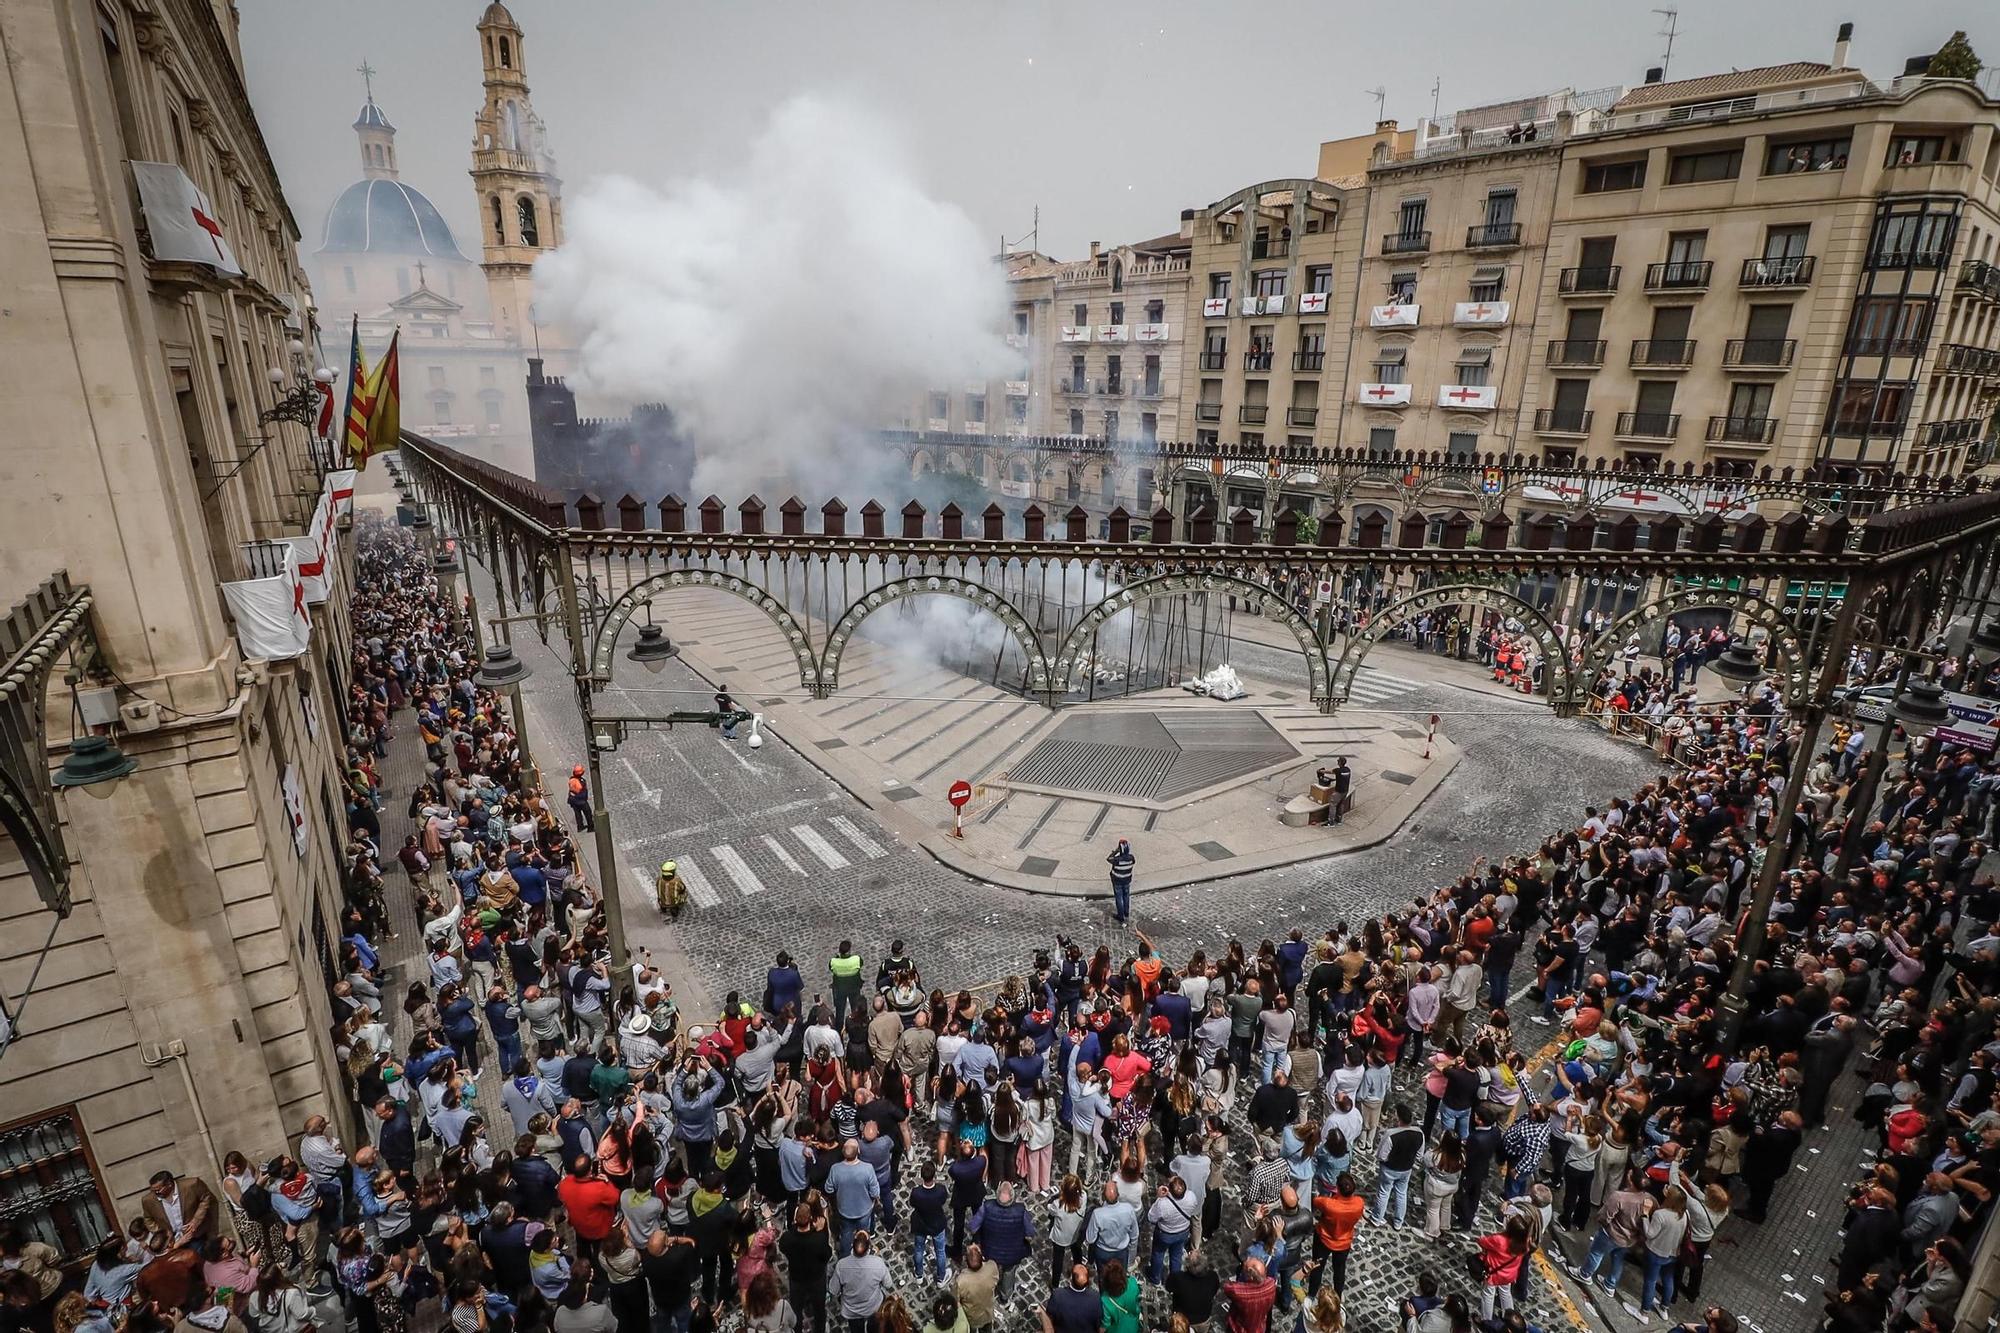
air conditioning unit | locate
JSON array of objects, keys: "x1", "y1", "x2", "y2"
[{"x1": 119, "y1": 699, "x2": 162, "y2": 734}]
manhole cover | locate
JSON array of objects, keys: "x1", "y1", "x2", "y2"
[{"x1": 1004, "y1": 710, "x2": 1297, "y2": 804}]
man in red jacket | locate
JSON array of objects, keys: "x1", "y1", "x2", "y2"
[
  {"x1": 556, "y1": 1157, "x2": 620, "y2": 1259},
  {"x1": 1221, "y1": 1256, "x2": 1277, "y2": 1333}
]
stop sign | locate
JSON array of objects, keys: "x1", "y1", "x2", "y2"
[{"x1": 947, "y1": 780, "x2": 973, "y2": 808}]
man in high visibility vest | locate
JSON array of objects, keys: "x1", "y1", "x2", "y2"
[
  {"x1": 567, "y1": 765, "x2": 594, "y2": 832},
  {"x1": 828, "y1": 940, "x2": 864, "y2": 1030},
  {"x1": 656, "y1": 860, "x2": 684, "y2": 917}
]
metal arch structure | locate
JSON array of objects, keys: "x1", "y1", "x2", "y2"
[
  {"x1": 590, "y1": 568, "x2": 819, "y2": 690},
  {"x1": 820, "y1": 575, "x2": 1053, "y2": 701},
  {"x1": 1055, "y1": 572, "x2": 1332, "y2": 707},
  {"x1": 1582, "y1": 589, "x2": 1812, "y2": 703},
  {"x1": 0, "y1": 571, "x2": 103, "y2": 917},
  {"x1": 1332, "y1": 582, "x2": 1578, "y2": 712}
]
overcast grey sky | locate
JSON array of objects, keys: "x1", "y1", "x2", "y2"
[{"x1": 240, "y1": 1, "x2": 1998, "y2": 263}]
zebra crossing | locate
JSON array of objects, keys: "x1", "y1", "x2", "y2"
[
  {"x1": 633, "y1": 814, "x2": 894, "y2": 912},
  {"x1": 1341, "y1": 666, "x2": 1425, "y2": 708}
]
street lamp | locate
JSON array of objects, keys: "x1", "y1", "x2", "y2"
[
  {"x1": 475, "y1": 643, "x2": 536, "y2": 784},
  {"x1": 627, "y1": 623, "x2": 677, "y2": 670},
  {"x1": 52, "y1": 735, "x2": 138, "y2": 788}
]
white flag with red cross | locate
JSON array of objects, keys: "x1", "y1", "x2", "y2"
[{"x1": 131, "y1": 162, "x2": 243, "y2": 275}]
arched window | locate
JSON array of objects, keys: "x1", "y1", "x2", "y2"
[
  {"x1": 516, "y1": 196, "x2": 539, "y2": 247},
  {"x1": 489, "y1": 196, "x2": 504, "y2": 244},
  {"x1": 498, "y1": 36, "x2": 512, "y2": 68}
]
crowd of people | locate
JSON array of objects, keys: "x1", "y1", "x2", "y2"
[{"x1": 49, "y1": 519, "x2": 2000, "y2": 1333}]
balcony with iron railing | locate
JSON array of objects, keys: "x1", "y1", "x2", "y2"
[
  {"x1": 1740, "y1": 255, "x2": 1815, "y2": 288},
  {"x1": 1866, "y1": 246, "x2": 1952, "y2": 270},
  {"x1": 1644, "y1": 260, "x2": 1712, "y2": 292},
  {"x1": 1706, "y1": 415, "x2": 1778, "y2": 445},
  {"x1": 1546, "y1": 339, "x2": 1606, "y2": 367},
  {"x1": 1382, "y1": 230, "x2": 1432, "y2": 255},
  {"x1": 1060, "y1": 377, "x2": 1090, "y2": 394},
  {"x1": 1286, "y1": 406, "x2": 1319, "y2": 429},
  {"x1": 1615, "y1": 410, "x2": 1681, "y2": 440},
  {"x1": 1827, "y1": 415, "x2": 1906, "y2": 438},
  {"x1": 1195, "y1": 402, "x2": 1221, "y2": 422},
  {"x1": 1629, "y1": 339, "x2": 1697, "y2": 369},
  {"x1": 1243, "y1": 350, "x2": 1274, "y2": 372},
  {"x1": 1959, "y1": 259, "x2": 2000, "y2": 301},
  {"x1": 1558, "y1": 265, "x2": 1620, "y2": 295},
  {"x1": 1136, "y1": 381, "x2": 1166, "y2": 399},
  {"x1": 1940, "y1": 343, "x2": 2000, "y2": 375},
  {"x1": 1293, "y1": 350, "x2": 1326, "y2": 372},
  {"x1": 1239, "y1": 404, "x2": 1269, "y2": 425},
  {"x1": 1466, "y1": 221, "x2": 1523, "y2": 249},
  {"x1": 1198, "y1": 350, "x2": 1228, "y2": 370},
  {"x1": 1534, "y1": 407, "x2": 1593, "y2": 435},
  {"x1": 1723, "y1": 338, "x2": 1797, "y2": 370},
  {"x1": 1920, "y1": 417, "x2": 1984, "y2": 447},
  {"x1": 239, "y1": 539, "x2": 294, "y2": 580},
  {"x1": 1103, "y1": 379, "x2": 1124, "y2": 396}
]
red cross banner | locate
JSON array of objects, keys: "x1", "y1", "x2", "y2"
[
  {"x1": 1453, "y1": 300, "x2": 1511, "y2": 326},
  {"x1": 220, "y1": 541, "x2": 310, "y2": 660},
  {"x1": 1436, "y1": 384, "x2": 1497, "y2": 410},
  {"x1": 131, "y1": 162, "x2": 243, "y2": 275},
  {"x1": 1356, "y1": 382, "x2": 1413, "y2": 406},
  {"x1": 1298, "y1": 292, "x2": 1329, "y2": 314}
]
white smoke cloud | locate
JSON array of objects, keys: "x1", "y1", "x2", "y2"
[{"x1": 534, "y1": 96, "x2": 1013, "y2": 500}]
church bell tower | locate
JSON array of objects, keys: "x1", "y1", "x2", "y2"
[{"x1": 470, "y1": 2, "x2": 562, "y2": 353}]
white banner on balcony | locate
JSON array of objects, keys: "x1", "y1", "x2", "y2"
[
  {"x1": 1097, "y1": 324, "x2": 1129, "y2": 342},
  {"x1": 288, "y1": 468, "x2": 355, "y2": 604},
  {"x1": 1356, "y1": 382, "x2": 1413, "y2": 406},
  {"x1": 1000, "y1": 479, "x2": 1032, "y2": 498},
  {"x1": 282, "y1": 764, "x2": 308, "y2": 858},
  {"x1": 1453, "y1": 300, "x2": 1511, "y2": 326},
  {"x1": 1437, "y1": 384, "x2": 1498, "y2": 410},
  {"x1": 1369, "y1": 303, "x2": 1419, "y2": 328},
  {"x1": 222, "y1": 543, "x2": 310, "y2": 661},
  {"x1": 1298, "y1": 291, "x2": 1329, "y2": 314},
  {"x1": 1059, "y1": 325, "x2": 1092, "y2": 342},
  {"x1": 1004, "y1": 380, "x2": 1030, "y2": 395},
  {"x1": 1239, "y1": 297, "x2": 1263, "y2": 317},
  {"x1": 1262, "y1": 294, "x2": 1287, "y2": 315},
  {"x1": 1135, "y1": 323, "x2": 1170, "y2": 342},
  {"x1": 131, "y1": 161, "x2": 243, "y2": 275},
  {"x1": 1202, "y1": 298, "x2": 1229, "y2": 318}
]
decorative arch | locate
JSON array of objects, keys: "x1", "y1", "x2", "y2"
[
  {"x1": 1581, "y1": 588, "x2": 1809, "y2": 702},
  {"x1": 1334, "y1": 582, "x2": 1577, "y2": 712},
  {"x1": 1577, "y1": 476, "x2": 1703, "y2": 518},
  {"x1": 820, "y1": 576, "x2": 1051, "y2": 699},
  {"x1": 1058, "y1": 573, "x2": 1331, "y2": 707},
  {"x1": 590, "y1": 569, "x2": 816, "y2": 688}
]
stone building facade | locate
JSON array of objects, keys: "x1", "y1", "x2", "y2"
[{"x1": 0, "y1": 0, "x2": 357, "y2": 1253}]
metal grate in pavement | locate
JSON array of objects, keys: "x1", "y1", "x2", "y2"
[{"x1": 1003, "y1": 709, "x2": 1297, "y2": 804}]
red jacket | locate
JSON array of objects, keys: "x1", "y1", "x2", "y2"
[
  {"x1": 1477, "y1": 1233, "x2": 1526, "y2": 1285},
  {"x1": 557, "y1": 1174, "x2": 621, "y2": 1241}
]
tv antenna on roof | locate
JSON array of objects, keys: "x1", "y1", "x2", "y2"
[
  {"x1": 1365, "y1": 86, "x2": 1388, "y2": 122},
  {"x1": 1653, "y1": 9, "x2": 1681, "y2": 78},
  {"x1": 1430, "y1": 77, "x2": 1442, "y2": 124}
]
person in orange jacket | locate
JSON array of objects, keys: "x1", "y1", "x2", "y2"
[{"x1": 566, "y1": 764, "x2": 594, "y2": 832}]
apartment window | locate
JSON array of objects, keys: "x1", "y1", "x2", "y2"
[
  {"x1": 1368, "y1": 427, "x2": 1397, "y2": 452},
  {"x1": 480, "y1": 366, "x2": 497, "y2": 386},
  {"x1": 1581, "y1": 157, "x2": 1646, "y2": 193},
  {"x1": 1764, "y1": 136, "x2": 1850, "y2": 174},
  {"x1": 1849, "y1": 296, "x2": 1935, "y2": 352},
  {"x1": 1013, "y1": 310, "x2": 1031, "y2": 336},
  {"x1": 1552, "y1": 379, "x2": 1591, "y2": 416},
  {"x1": 1396, "y1": 198, "x2": 1428, "y2": 236},
  {"x1": 1208, "y1": 272, "x2": 1232, "y2": 300},
  {"x1": 1103, "y1": 411, "x2": 1119, "y2": 439},
  {"x1": 1143, "y1": 355, "x2": 1161, "y2": 395},
  {"x1": 1069, "y1": 354, "x2": 1086, "y2": 389},
  {"x1": 1252, "y1": 269, "x2": 1287, "y2": 297},
  {"x1": 1745, "y1": 304, "x2": 1793, "y2": 343},
  {"x1": 1468, "y1": 266, "x2": 1505, "y2": 303},
  {"x1": 1009, "y1": 396, "x2": 1028, "y2": 424},
  {"x1": 1140, "y1": 415, "x2": 1157, "y2": 444},
  {"x1": 1305, "y1": 265, "x2": 1333, "y2": 294},
  {"x1": 1483, "y1": 189, "x2": 1517, "y2": 227},
  {"x1": 1387, "y1": 271, "x2": 1417, "y2": 303},
  {"x1": 1543, "y1": 446, "x2": 1577, "y2": 469},
  {"x1": 484, "y1": 398, "x2": 502, "y2": 425},
  {"x1": 1454, "y1": 347, "x2": 1492, "y2": 387},
  {"x1": 1870, "y1": 205, "x2": 1957, "y2": 266},
  {"x1": 1888, "y1": 134, "x2": 1953, "y2": 165},
  {"x1": 1667, "y1": 145, "x2": 1743, "y2": 184},
  {"x1": 1105, "y1": 355, "x2": 1122, "y2": 392},
  {"x1": 1666, "y1": 231, "x2": 1707, "y2": 266},
  {"x1": 1298, "y1": 325, "x2": 1326, "y2": 356},
  {"x1": 1196, "y1": 429, "x2": 1219, "y2": 447},
  {"x1": 1828, "y1": 380, "x2": 1912, "y2": 431},
  {"x1": 967, "y1": 395, "x2": 986, "y2": 423},
  {"x1": 1446, "y1": 431, "x2": 1479, "y2": 461},
  {"x1": 0, "y1": 1108, "x2": 113, "y2": 1263},
  {"x1": 427, "y1": 366, "x2": 447, "y2": 389},
  {"x1": 1108, "y1": 302, "x2": 1124, "y2": 325},
  {"x1": 1072, "y1": 303, "x2": 1088, "y2": 325},
  {"x1": 1727, "y1": 382, "x2": 1775, "y2": 422},
  {"x1": 1145, "y1": 300, "x2": 1164, "y2": 323},
  {"x1": 1372, "y1": 347, "x2": 1407, "y2": 385},
  {"x1": 1763, "y1": 225, "x2": 1810, "y2": 260},
  {"x1": 434, "y1": 400, "x2": 452, "y2": 426},
  {"x1": 1068, "y1": 409, "x2": 1085, "y2": 435},
  {"x1": 929, "y1": 393, "x2": 949, "y2": 419},
  {"x1": 1565, "y1": 308, "x2": 1602, "y2": 342}
]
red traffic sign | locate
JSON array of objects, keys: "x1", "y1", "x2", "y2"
[{"x1": 947, "y1": 780, "x2": 973, "y2": 808}]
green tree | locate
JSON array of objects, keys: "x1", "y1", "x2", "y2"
[{"x1": 1927, "y1": 31, "x2": 1982, "y2": 80}]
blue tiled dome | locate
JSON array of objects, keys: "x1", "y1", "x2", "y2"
[{"x1": 317, "y1": 179, "x2": 468, "y2": 259}]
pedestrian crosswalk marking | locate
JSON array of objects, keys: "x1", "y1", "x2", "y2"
[
  {"x1": 829, "y1": 815, "x2": 888, "y2": 859},
  {"x1": 675, "y1": 859, "x2": 723, "y2": 909},
  {"x1": 761, "y1": 834, "x2": 808, "y2": 876},
  {"x1": 792, "y1": 824, "x2": 850, "y2": 870},
  {"x1": 711, "y1": 844, "x2": 765, "y2": 896}
]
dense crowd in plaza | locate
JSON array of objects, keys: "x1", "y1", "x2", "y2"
[{"x1": 40, "y1": 519, "x2": 2000, "y2": 1333}]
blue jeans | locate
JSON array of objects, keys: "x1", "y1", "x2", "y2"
[
  {"x1": 1111, "y1": 878, "x2": 1131, "y2": 921},
  {"x1": 1580, "y1": 1227, "x2": 1628, "y2": 1289},
  {"x1": 1260, "y1": 1048, "x2": 1290, "y2": 1087},
  {"x1": 1149, "y1": 1231, "x2": 1188, "y2": 1282},
  {"x1": 495, "y1": 1033, "x2": 522, "y2": 1074},
  {"x1": 1439, "y1": 1106, "x2": 1471, "y2": 1143},
  {"x1": 913, "y1": 1230, "x2": 948, "y2": 1281},
  {"x1": 837, "y1": 1213, "x2": 870, "y2": 1258},
  {"x1": 1371, "y1": 1167, "x2": 1411, "y2": 1225},
  {"x1": 1640, "y1": 1249, "x2": 1675, "y2": 1311}
]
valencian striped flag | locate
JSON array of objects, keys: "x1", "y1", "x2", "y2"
[
  {"x1": 339, "y1": 316, "x2": 373, "y2": 467},
  {"x1": 354, "y1": 330, "x2": 401, "y2": 471}
]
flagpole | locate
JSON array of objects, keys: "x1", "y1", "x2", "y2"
[{"x1": 339, "y1": 314, "x2": 359, "y2": 469}]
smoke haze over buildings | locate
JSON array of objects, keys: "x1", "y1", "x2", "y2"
[{"x1": 535, "y1": 96, "x2": 1012, "y2": 500}]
